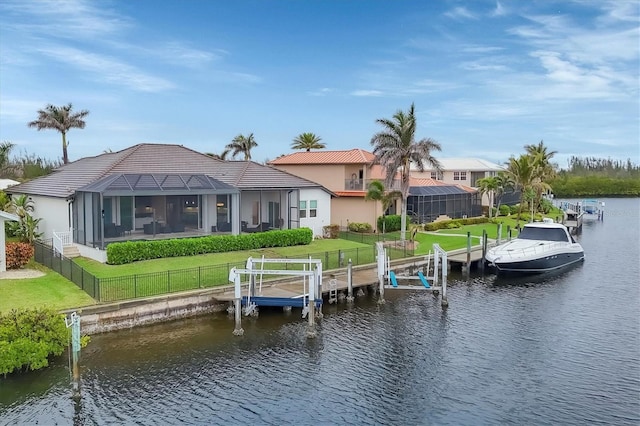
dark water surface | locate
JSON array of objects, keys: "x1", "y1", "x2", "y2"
[{"x1": 1, "y1": 198, "x2": 639, "y2": 425}]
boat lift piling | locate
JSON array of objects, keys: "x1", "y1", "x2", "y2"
[
  {"x1": 228, "y1": 257, "x2": 323, "y2": 338},
  {"x1": 376, "y1": 242, "x2": 448, "y2": 308},
  {"x1": 346, "y1": 259, "x2": 354, "y2": 302}
]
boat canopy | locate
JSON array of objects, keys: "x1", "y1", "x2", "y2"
[{"x1": 519, "y1": 226, "x2": 569, "y2": 242}]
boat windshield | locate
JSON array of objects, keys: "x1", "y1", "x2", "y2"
[{"x1": 518, "y1": 226, "x2": 569, "y2": 242}]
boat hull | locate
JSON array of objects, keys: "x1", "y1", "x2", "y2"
[{"x1": 487, "y1": 251, "x2": 584, "y2": 274}]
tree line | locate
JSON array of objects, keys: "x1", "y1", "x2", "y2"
[{"x1": 550, "y1": 156, "x2": 640, "y2": 197}]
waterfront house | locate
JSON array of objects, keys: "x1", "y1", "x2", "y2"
[
  {"x1": 269, "y1": 149, "x2": 481, "y2": 228},
  {"x1": 6, "y1": 144, "x2": 332, "y2": 262}
]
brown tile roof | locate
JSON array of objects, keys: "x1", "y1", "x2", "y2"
[
  {"x1": 334, "y1": 191, "x2": 366, "y2": 197},
  {"x1": 7, "y1": 144, "x2": 327, "y2": 198},
  {"x1": 268, "y1": 149, "x2": 376, "y2": 165}
]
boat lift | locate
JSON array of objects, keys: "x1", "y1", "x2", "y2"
[
  {"x1": 376, "y1": 242, "x2": 448, "y2": 308},
  {"x1": 228, "y1": 256, "x2": 323, "y2": 337}
]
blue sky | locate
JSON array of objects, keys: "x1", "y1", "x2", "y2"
[{"x1": 1, "y1": 0, "x2": 638, "y2": 168}]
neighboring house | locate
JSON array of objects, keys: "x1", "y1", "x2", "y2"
[
  {"x1": 6, "y1": 144, "x2": 331, "y2": 262},
  {"x1": 413, "y1": 158, "x2": 503, "y2": 187},
  {"x1": 269, "y1": 149, "x2": 481, "y2": 229},
  {"x1": 412, "y1": 158, "x2": 520, "y2": 208},
  {"x1": 269, "y1": 149, "x2": 379, "y2": 228}
]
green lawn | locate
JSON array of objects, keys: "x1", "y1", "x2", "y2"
[
  {"x1": 75, "y1": 238, "x2": 371, "y2": 278},
  {"x1": 0, "y1": 263, "x2": 96, "y2": 314}
]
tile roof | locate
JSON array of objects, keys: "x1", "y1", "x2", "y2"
[
  {"x1": 268, "y1": 149, "x2": 376, "y2": 165},
  {"x1": 414, "y1": 157, "x2": 504, "y2": 171},
  {"x1": 7, "y1": 143, "x2": 327, "y2": 198}
]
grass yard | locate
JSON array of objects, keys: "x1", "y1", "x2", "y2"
[
  {"x1": 0, "y1": 263, "x2": 96, "y2": 314},
  {"x1": 75, "y1": 238, "x2": 371, "y2": 277}
]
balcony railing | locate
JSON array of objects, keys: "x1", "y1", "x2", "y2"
[{"x1": 344, "y1": 179, "x2": 402, "y2": 191}]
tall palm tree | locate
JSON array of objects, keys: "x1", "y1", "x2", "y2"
[
  {"x1": 476, "y1": 176, "x2": 498, "y2": 218},
  {"x1": 291, "y1": 133, "x2": 326, "y2": 151},
  {"x1": 525, "y1": 140, "x2": 557, "y2": 180},
  {"x1": 525, "y1": 140, "x2": 557, "y2": 210},
  {"x1": 225, "y1": 133, "x2": 257, "y2": 161},
  {"x1": 493, "y1": 171, "x2": 515, "y2": 214},
  {"x1": 365, "y1": 180, "x2": 402, "y2": 233},
  {"x1": 506, "y1": 154, "x2": 537, "y2": 220},
  {"x1": 28, "y1": 103, "x2": 89, "y2": 164},
  {"x1": 370, "y1": 103, "x2": 442, "y2": 242}
]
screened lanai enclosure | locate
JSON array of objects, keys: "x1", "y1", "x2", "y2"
[
  {"x1": 72, "y1": 173, "x2": 240, "y2": 249},
  {"x1": 406, "y1": 185, "x2": 481, "y2": 223}
]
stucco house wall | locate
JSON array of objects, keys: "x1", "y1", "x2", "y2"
[
  {"x1": 27, "y1": 195, "x2": 69, "y2": 240},
  {"x1": 298, "y1": 188, "x2": 331, "y2": 237},
  {"x1": 331, "y1": 197, "x2": 379, "y2": 230}
]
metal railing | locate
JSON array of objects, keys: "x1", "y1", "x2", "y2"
[
  {"x1": 52, "y1": 230, "x2": 72, "y2": 255},
  {"x1": 35, "y1": 238, "x2": 416, "y2": 304}
]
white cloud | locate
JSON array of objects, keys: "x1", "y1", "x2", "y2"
[
  {"x1": 0, "y1": 0, "x2": 130, "y2": 39},
  {"x1": 308, "y1": 88, "x2": 335, "y2": 96},
  {"x1": 444, "y1": 6, "x2": 478, "y2": 21},
  {"x1": 491, "y1": 1, "x2": 508, "y2": 18},
  {"x1": 37, "y1": 45, "x2": 175, "y2": 92},
  {"x1": 351, "y1": 90, "x2": 384, "y2": 97}
]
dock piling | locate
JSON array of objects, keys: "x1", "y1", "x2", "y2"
[{"x1": 346, "y1": 259, "x2": 354, "y2": 302}]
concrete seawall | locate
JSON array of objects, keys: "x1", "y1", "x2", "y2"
[{"x1": 64, "y1": 288, "x2": 230, "y2": 335}]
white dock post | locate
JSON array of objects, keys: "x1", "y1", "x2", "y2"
[
  {"x1": 306, "y1": 273, "x2": 317, "y2": 338},
  {"x1": 65, "y1": 312, "x2": 82, "y2": 399},
  {"x1": 229, "y1": 268, "x2": 244, "y2": 336},
  {"x1": 441, "y1": 251, "x2": 448, "y2": 308},
  {"x1": 346, "y1": 259, "x2": 354, "y2": 302},
  {"x1": 376, "y1": 242, "x2": 385, "y2": 304},
  {"x1": 497, "y1": 223, "x2": 503, "y2": 245}
]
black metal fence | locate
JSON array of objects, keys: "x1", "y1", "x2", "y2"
[{"x1": 34, "y1": 238, "x2": 415, "y2": 304}]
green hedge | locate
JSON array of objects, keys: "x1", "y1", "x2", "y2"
[
  {"x1": 348, "y1": 222, "x2": 373, "y2": 233},
  {"x1": 106, "y1": 228, "x2": 313, "y2": 265},
  {"x1": 0, "y1": 308, "x2": 68, "y2": 376},
  {"x1": 376, "y1": 215, "x2": 405, "y2": 232},
  {"x1": 423, "y1": 216, "x2": 489, "y2": 231}
]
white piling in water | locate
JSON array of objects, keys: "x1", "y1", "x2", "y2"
[{"x1": 346, "y1": 259, "x2": 354, "y2": 302}]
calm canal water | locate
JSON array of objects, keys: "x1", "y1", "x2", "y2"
[{"x1": 1, "y1": 198, "x2": 639, "y2": 425}]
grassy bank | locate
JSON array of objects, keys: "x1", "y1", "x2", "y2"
[{"x1": 0, "y1": 262, "x2": 96, "y2": 314}]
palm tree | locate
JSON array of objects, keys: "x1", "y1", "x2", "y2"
[
  {"x1": 525, "y1": 140, "x2": 557, "y2": 210},
  {"x1": 506, "y1": 154, "x2": 536, "y2": 220},
  {"x1": 365, "y1": 180, "x2": 402, "y2": 233},
  {"x1": 225, "y1": 133, "x2": 257, "y2": 161},
  {"x1": 370, "y1": 103, "x2": 442, "y2": 242},
  {"x1": 476, "y1": 176, "x2": 498, "y2": 218},
  {"x1": 205, "y1": 150, "x2": 230, "y2": 160},
  {"x1": 494, "y1": 171, "x2": 515, "y2": 214},
  {"x1": 291, "y1": 133, "x2": 326, "y2": 151},
  {"x1": 28, "y1": 103, "x2": 89, "y2": 164},
  {"x1": 525, "y1": 140, "x2": 557, "y2": 180},
  {"x1": 0, "y1": 141, "x2": 15, "y2": 176}
]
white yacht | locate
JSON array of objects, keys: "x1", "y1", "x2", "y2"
[{"x1": 485, "y1": 219, "x2": 584, "y2": 274}]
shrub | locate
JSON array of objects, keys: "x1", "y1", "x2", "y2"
[
  {"x1": 510, "y1": 204, "x2": 520, "y2": 215},
  {"x1": 106, "y1": 228, "x2": 313, "y2": 265},
  {"x1": 499, "y1": 205, "x2": 511, "y2": 216},
  {"x1": 377, "y1": 215, "x2": 403, "y2": 232},
  {"x1": 348, "y1": 222, "x2": 373, "y2": 233},
  {"x1": 0, "y1": 308, "x2": 68, "y2": 376},
  {"x1": 5, "y1": 242, "x2": 34, "y2": 269},
  {"x1": 323, "y1": 224, "x2": 340, "y2": 239},
  {"x1": 423, "y1": 216, "x2": 489, "y2": 231}
]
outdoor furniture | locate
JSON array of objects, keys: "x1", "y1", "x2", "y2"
[{"x1": 246, "y1": 222, "x2": 271, "y2": 233}]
